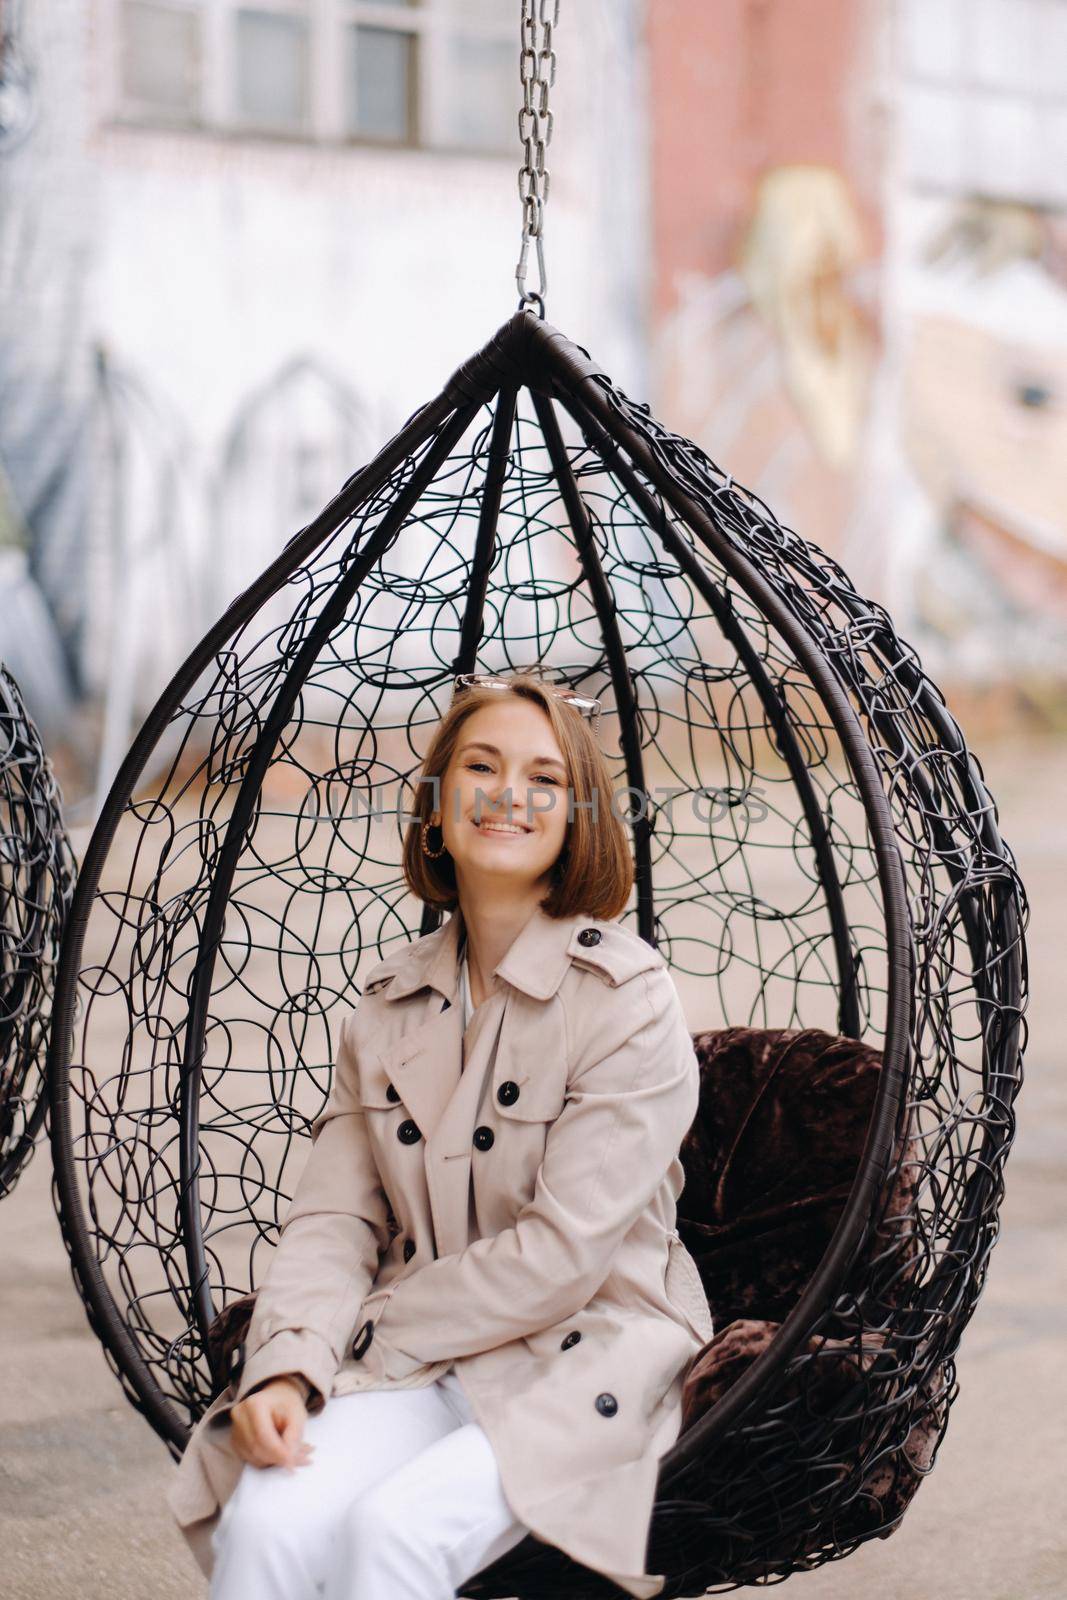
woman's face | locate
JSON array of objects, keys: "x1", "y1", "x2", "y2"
[{"x1": 438, "y1": 697, "x2": 571, "y2": 898}]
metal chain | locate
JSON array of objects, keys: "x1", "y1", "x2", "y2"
[{"x1": 515, "y1": 0, "x2": 560, "y2": 315}]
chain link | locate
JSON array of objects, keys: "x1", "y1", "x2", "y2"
[{"x1": 515, "y1": 0, "x2": 560, "y2": 314}]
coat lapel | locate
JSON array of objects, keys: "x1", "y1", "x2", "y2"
[
  {"x1": 373, "y1": 984, "x2": 512, "y2": 1258},
  {"x1": 373, "y1": 999, "x2": 465, "y2": 1142},
  {"x1": 422, "y1": 985, "x2": 572, "y2": 1257},
  {"x1": 424, "y1": 991, "x2": 509, "y2": 1256}
]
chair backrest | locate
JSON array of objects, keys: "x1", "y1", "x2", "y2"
[{"x1": 678, "y1": 1025, "x2": 914, "y2": 1332}]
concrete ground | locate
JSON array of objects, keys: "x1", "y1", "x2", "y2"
[{"x1": 1, "y1": 730, "x2": 1064, "y2": 1599}]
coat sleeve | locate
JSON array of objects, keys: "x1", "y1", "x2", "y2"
[
  {"x1": 224, "y1": 1007, "x2": 392, "y2": 1414},
  {"x1": 365, "y1": 966, "x2": 699, "y2": 1372}
]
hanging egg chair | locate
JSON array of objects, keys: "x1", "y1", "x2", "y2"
[
  {"x1": 0, "y1": 662, "x2": 75, "y2": 1198},
  {"x1": 47, "y1": 306, "x2": 1028, "y2": 1595}
]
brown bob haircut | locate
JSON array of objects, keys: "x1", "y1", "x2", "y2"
[{"x1": 401, "y1": 673, "x2": 634, "y2": 921}]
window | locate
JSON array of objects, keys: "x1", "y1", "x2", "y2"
[
  {"x1": 235, "y1": 8, "x2": 311, "y2": 135},
  {"x1": 120, "y1": 1, "x2": 202, "y2": 123},
  {"x1": 112, "y1": 0, "x2": 517, "y2": 154},
  {"x1": 346, "y1": 23, "x2": 415, "y2": 143},
  {"x1": 439, "y1": 30, "x2": 513, "y2": 152},
  {"x1": 896, "y1": 0, "x2": 1067, "y2": 209}
]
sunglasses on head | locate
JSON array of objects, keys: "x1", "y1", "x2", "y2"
[{"x1": 451, "y1": 671, "x2": 602, "y2": 726}]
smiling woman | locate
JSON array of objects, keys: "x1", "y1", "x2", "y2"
[
  {"x1": 403, "y1": 671, "x2": 631, "y2": 1009},
  {"x1": 409, "y1": 672, "x2": 624, "y2": 1006},
  {"x1": 404, "y1": 670, "x2": 633, "y2": 932},
  {"x1": 175, "y1": 666, "x2": 711, "y2": 1600}
]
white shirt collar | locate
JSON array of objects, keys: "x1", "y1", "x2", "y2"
[{"x1": 458, "y1": 938, "x2": 473, "y2": 1028}]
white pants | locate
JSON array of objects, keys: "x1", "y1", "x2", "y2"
[{"x1": 208, "y1": 1367, "x2": 530, "y2": 1599}]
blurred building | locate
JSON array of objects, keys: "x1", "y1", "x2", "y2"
[
  {"x1": 0, "y1": 0, "x2": 648, "y2": 810},
  {"x1": 647, "y1": 0, "x2": 1067, "y2": 728},
  {"x1": 2, "y1": 0, "x2": 1067, "y2": 816}
]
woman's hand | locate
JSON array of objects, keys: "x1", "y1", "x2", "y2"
[{"x1": 230, "y1": 1375, "x2": 316, "y2": 1471}]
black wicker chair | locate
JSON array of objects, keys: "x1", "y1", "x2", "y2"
[
  {"x1": 48, "y1": 311, "x2": 1028, "y2": 1595},
  {"x1": 0, "y1": 663, "x2": 74, "y2": 1199}
]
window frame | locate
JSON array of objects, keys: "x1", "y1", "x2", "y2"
[{"x1": 107, "y1": 0, "x2": 519, "y2": 157}]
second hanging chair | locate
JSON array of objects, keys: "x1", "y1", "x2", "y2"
[{"x1": 0, "y1": 662, "x2": 74, "y2": 1199}]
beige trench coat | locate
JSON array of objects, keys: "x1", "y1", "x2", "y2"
[{"x1": 166, "y1": 903, "x2": 714, "y2": 1598}]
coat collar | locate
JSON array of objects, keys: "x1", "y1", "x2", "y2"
[{"x1": 367, "y1": 902, "x2": 618, "y2": 1006}]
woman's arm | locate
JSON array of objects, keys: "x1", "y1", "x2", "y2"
[
  {"x1": 228, "y1": 1009, "x2": 392, "y2": 1412},
  {"x1": 362, "y1": 967, "x2": 699, "y2": 1374}
]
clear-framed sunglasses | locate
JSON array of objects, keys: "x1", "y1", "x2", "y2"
[{"x1": 451, "y1": 668, "x2": 602, "y2": 729}]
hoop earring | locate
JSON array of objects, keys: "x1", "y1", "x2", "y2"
[{"x1": 421, "y1": 817, "x2": 447, "y2": 859}]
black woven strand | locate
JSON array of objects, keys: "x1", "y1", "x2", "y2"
[
  {"x1": 47, "y1": 314, "x2": 1028, "y2": 1597},
  {"x1": 0, "y1": 664, "x2": 75, "y2": 1197}
]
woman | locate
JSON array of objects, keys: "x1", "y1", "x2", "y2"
[{"x1": 167, "y1": 669, "x2": 714, "y2": 1600}]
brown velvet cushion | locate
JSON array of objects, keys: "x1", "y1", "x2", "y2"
[
  {"x1": 679, "y1": 1316, "x2": 943, "y2": 1543},
  {"x1": 676, "y1": 1025, "x2": 935, "y2": 1539},
  {"x1": 676, "y1": 1025, "x2": 894, "y2": 1331}
]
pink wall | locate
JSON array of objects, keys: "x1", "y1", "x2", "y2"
[{"x1": 646, "y1": 0, "x2": 876, "y2": 316}]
